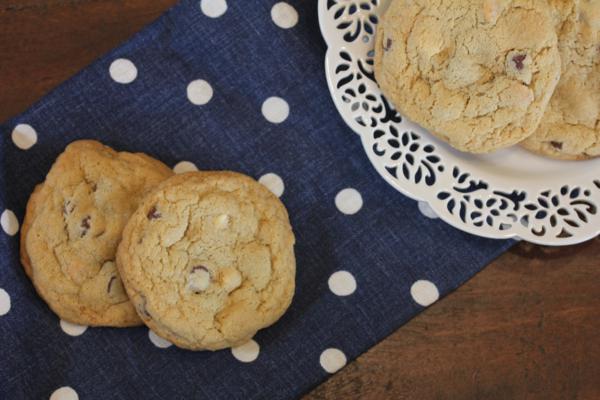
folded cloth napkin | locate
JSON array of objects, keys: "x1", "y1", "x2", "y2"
[{"x1": 0, "y1": 1, "x2": 514, "y2": 398}]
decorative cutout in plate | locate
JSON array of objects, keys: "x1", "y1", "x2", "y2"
[{"x1": 318, "y1": 0, "x2": 600, "y2": 245}]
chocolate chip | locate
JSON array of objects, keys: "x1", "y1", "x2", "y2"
[
  {"x1": 63, "y1": 200, "x2": 75, "y2": 216},
  {"x1": 512, "y1": 54, "x2": 527, "y2": 71},
  {"x1": 107, "y1": 276, "x2": 116, "y2": 293},
  {"x1": 137, "y1": 295, "x2": 151, "y2": 319},
  {"x1": 550, "y1": 141, "x2": 563, "y2": 150},
  {"x1": 147, "y1": 206, "x2": 161, "y2": 220},
  {"x1": 383, "y1": 38, "x2": 393, "y2": 52},
  {"x1": 80, "y1": 216, "x2": 91, "y2": 237}
]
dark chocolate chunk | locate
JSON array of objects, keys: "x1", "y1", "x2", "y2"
[
  {"x1": 383, "y1": 38, "x2": 393, "y2": 52},
  {"x1": 147, "y1": 206, "x2": 161, "y2": 220},
  {"x1": 80, "y1": 216, "x2": 91, "y2": 237},
  {"x1": 512, "y1": 54, "x2": 527, "y2": 71},
  {"x1": 550, "y1": 141, "x2": 563, "y2": 150}
]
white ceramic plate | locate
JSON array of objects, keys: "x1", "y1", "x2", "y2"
[{"x1": 318, "y1": 0, "x2": 600, "y2": 246}]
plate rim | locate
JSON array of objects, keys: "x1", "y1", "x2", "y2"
[{"x1": 317, "y1": 0, "x2": 600, "y2": 246}]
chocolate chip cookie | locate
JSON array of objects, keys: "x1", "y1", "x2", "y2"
[
  {"x1": 21, "y1": 140, "x2": 173, "y2": 326},
  {"x1": 521, "y1": 0, "x2": 600, "y2": 160},
  {"x1": 374, "y1": 0, "x2": 561, "y2": 153},
  {"x1": 116, "y1": 171, "x2": 296, "y2": 350}
]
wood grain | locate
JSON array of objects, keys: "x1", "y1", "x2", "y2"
[
  {"x1": 306, "y1": 239, "x2": 600, "y2": 400},
  {"x1": 1, "y1": 2, "x2": 599, "y2": 399},
  {"x1": 0, "y1": 0, "x2": 176, "y2": 119}
]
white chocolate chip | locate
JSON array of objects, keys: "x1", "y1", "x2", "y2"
[
  {"x1": 220, "y1": 268, "x2": 242, "y2": 293},
  {"x1": 215, "y1": 214, "x2": 230, "y2": 229},
  {"x1": 188, "y1": 266, "x2": 211, "y2": 293},
  {"x1": 108, "y1": 276, "x2": 128, "y2": 302}
]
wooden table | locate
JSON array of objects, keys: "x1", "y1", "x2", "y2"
[{"x1": 1, "y1": 1, "x2": 598, "y2": 399}]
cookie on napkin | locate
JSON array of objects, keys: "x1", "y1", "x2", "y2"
[
  {"x1": 21, "y1": 140, "x2": 173, "y2": 327},
  {"x1": 116, "y1": 171, "x2": 296, "y2": 350}
]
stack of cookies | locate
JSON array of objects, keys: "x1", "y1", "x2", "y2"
[
  {"x1": 21, "y1": 140, "x2": 296, "y2": 351},
  {"x1": 374, "y1": 0, "x2": 600, "y2": 160}
]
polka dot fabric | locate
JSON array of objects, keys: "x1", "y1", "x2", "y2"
[{"x1": 0, "y1": 1, "x2": 514, "y2": 399}]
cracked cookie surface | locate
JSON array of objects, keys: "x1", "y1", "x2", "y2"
[
  {"x1": 374, "y1": 0, "x2": 561, "y2": 153},
  {"x1": 116, "y1": 171, "x2": 296, "y2": 351},
  {"x1": 521, "y1": 0, "x2": 600, "y2": 160},
  {"x1": 20, "y1": 140, "x2": 173, "y2": 326}
]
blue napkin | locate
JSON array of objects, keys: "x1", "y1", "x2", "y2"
[{"x1": 0, "y1": 1, "x2": 513, "y2": 398}]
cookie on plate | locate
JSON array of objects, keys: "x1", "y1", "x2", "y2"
[
  {"x1": 521, "y1": 0, "x2": 600, "y2": 160},
  {"x1": 21, "y1": 140, "x2": 173, "y2": 326},
  {"x1": 116, "y1": 171, "x2": 296, "y2": 350},
  {"x1": 374, "y1": 0, "x2": 561, "y2": 153}
]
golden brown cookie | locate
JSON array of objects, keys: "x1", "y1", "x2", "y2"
[
  {"x1": 21, "y1": 140, "x2": 173, "y2": 326},
  {"x1": 116, "y1": 171, "x2": 296, "y2": 350},
  {"x1": 521, "y1": 0, "x2": 600, "y2": 160},
  {"x1": 374, "y1": 0, "x2": 561, "y2": 153},
  {"x1": 20, "y1": 184, "x2": 44, "y2": 278}
]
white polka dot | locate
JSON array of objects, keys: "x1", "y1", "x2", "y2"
[
  {"x1": 50, "y1": 386, "x2": 78, "y2": 400},
  {"x1": 320, "y1": 348, "x2": 347, "y2": 374},
  {"x1": 109, "y1": 58, "x2": 137, "y2": 84},
  {"x1": 335, "y1": 188, "x2": 363, "y2": 215},
  {"x1": 1, "y1": 210, "x2": 19, "y2": 236},
  {"x1": 418, "y1": 201, "x2": 438, "y2": 219},
  {"x1": 200, "y1": 0, "x2": 227, "y2": 18},
  {"x1": 271, "y1": 2, "x2": 298, "y2": 29},
  {"x1": 148, "y1": 330, "x2": 172, "y2": 349},
  {"x1": 0, "y1": 289, "x2": 11, "y2": 316},
  {"x1": 262, "y1": 97, "x2": 289, "y2": 124},
  {"x1": 410, "y1": 280, "x2": 440, "y2": 307},
  {"x1": 60, "y1": 320, "x2": 88, "y2": 337},
  {"x1": 231, "y1": 339, "x2": 260, "y2": 363},
  {"x1": 12, "y1": 124, "x2": 38, "y2": 150},
  {"x1": 328, "y1": 271, "x2": 356, "y2": 296},
  {"x1": 187, "y1": 79, "x2": 213, "y2": 105},
  {"x1": 173, "y1": 161, "x2": 199, "y2": 174},
  {"x1": 258, "y1": 173, "x2": 285, "y2": 197}
]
